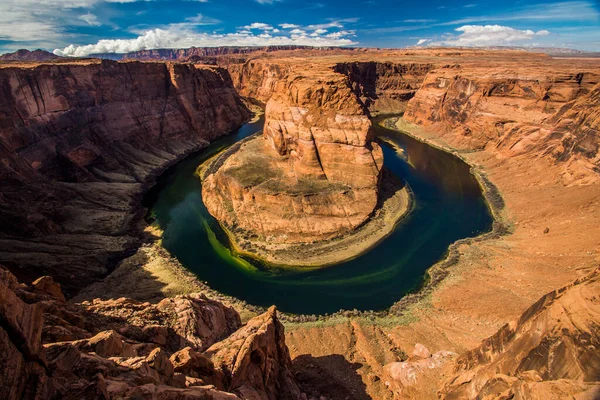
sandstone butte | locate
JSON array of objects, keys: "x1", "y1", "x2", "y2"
[
  {"x1": 0, "y1": 48, "x2": 599, "y2": 399},
  {"x1": 201, "y1": 61, "x2": 393, "y2": 263}
]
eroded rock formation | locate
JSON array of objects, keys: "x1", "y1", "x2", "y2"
[
  {"x1": 1, "y1": 49, "x2": 600, "y2": 400},
  {"x1": 0, "y1": 49, "x2": 61, "y2": 62},
  {"x1": 0, "y1": 265, "x2": 301, "y2": 399},
  {"x1": 203, "y1": 63, "x2": 384, "y2": 245},
  {"x1": 440, "y1": 268, "x2": 600, "y2": 399},
  {"x1": 375, "y1": 269, "x2": 600, "y2": 399},
  {"x1": 0, "y1": 60, "x2": 250, "y2": 293},
  {"x1": 404, "y1": 66, "x2": 600, "y2": 184},
  {"x1": 333, "y1": 61, "x2": 433, "y2": 114}
]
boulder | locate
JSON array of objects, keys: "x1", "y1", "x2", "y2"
[
  {"x1": 207, "y1": 306, "x2": 302, "y2": 400},
  {"x1": 32, "y1": 276, "x2": 66, "y2": 302},
  {"x1": 170, "y1": 347, "x2": 216, "y2": 379}
]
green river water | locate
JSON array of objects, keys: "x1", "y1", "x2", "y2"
[{"x1": 146, "y1": 116, "x2": 493, "y2": 315}]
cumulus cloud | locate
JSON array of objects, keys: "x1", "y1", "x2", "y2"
[
  {"x1": 0, "y1": 0, "x2": 214, "y2": 49},
  {"x1": 243, "y1": 22, "x2": 274, "y2": 30},
  {"x1": 54, "y1": 24, "x2": 357, "y2": 56},
  {"x1": 0, "y1": 0, "x2": 361, "y2": 56},
  {"x1": 420, "y1": 24, "x2": 551, "y2": 47},
  {"x1": 0, "y1": 0, "x2": 141, "y2": 48}
]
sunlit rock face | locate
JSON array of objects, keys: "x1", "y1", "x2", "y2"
[
  {"x1": 403, "y1": 66, "x2": 600, "y2": 185},
  {"x1": 203, "y1": 64, "x2": 383, "y2": 244},
  {"x1": 441, "y1": 268, "x2": 600, "y2": 400}
]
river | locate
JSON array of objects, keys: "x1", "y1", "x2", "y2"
[{"x1": 145, "y1": 116, "x2": 493, "y2": 315}]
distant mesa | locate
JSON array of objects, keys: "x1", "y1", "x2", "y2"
[
  {"x1": 0, "y1": 49, "x2": 62, "y2": 62},
  {"x1": 88, "y1": 45, "x2": 359, "y2": 61}
]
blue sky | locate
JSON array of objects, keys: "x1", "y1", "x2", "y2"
[{"x1": 0, "y1": 0, "x2": 599, "y2": 55}]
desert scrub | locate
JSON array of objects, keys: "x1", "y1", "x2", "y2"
[{"x1": 225, "y1": 161, "x2": 279, "y2": 188}]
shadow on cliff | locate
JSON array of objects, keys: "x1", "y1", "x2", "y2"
[
  {"x1": 72, "y1": 232, "x2": 184, "y2": 305},
  {"x1": 292, "y1": 354, "x2": 370, "y2": 400},
  {"x1": 378, "y1": 168, "x2": 406, "y2": 206}
]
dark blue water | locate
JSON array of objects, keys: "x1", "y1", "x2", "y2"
[{"x1": 146, "y1": 116, "x2": 493, "y2": 315}]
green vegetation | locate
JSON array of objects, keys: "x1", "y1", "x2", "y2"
[{"x1": 204, "y1": 221, "x2": 259, "y2": 272}]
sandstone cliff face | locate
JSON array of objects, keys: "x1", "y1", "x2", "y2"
[
  {"x1": 440, "y1": 268, "x2": 600, "y2": 399},
  {"x1": 227, "y1": 60, "x2": 291, "y2": 105},
  {"x1": 207, "y1": 306, "x2": 302, "y2": 399},
  {"x1": 262, "y1": 69, "x2": 383, "y2": 187},
  {"x1": 0, "y1": 60, "x2": 250, "y2": 294},
  {"x1": 0, "y1": 265, "x2": 301, "y2": 399},
  {"x1": 203, "y1": 63, "x2": 384, "y2": 244},
  {"x1": 0, "y1": 267, "x2": 50, "y2": 399},
  {"x1": 109, "y1": 46, "x2": 351, "y2": 62},
  {"x1": 333, "y1": 61, "x2": 433, "y2": 114},
  {"x1": 404, "y1": 67, "x2": 600, "y2": 184}
]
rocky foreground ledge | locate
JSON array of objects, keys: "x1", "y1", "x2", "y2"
[
  {"x1": 3, "y1": 263, "x2": 599, "y2": 399},
  {"x1": 0, "y1": 264, "x2": 303, "y2": 399}
]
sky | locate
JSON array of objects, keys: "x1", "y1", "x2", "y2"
[{"x1": 0, "y1": 0, "x2": 599, "y2": 56}]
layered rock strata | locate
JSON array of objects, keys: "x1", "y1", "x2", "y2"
[
  {"x1": 377, "y1": 268, "x2": 600, "y2": 399},
  {"x1": 203, "y1": 64, "x2": 385, "y2": 248},
  {"x1": 1, "y1": 49, "x2": 600, "y2": 400},
  {"x1": 0, "y1": 265, "x2": 301, "y2": 399},
  {"x1": 440, "y1": 268, "x2": 600, "y2": 399},
  {"x1": 0, "y1": 60, "x2": 250, "y2": 294},
  {"x1": 284, "y1": 52, "x2": 600, "y2": 399},
  {"x1": 333, "y1": 61, "x2": 433, "y2": 114},
  {"x1": 404, "y1": 66, "x2": 600, "y2": 184}
]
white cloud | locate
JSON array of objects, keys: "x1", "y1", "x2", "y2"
[
  {"x1": 421, "y1": 25, "x2": 551, "y2": 47},
  {"x1": 184, "y1": 14, "x2": 219, "y2": 25},
  {"x1": 0, "y1": 0, "x2": 215, "y2": 50},
  {"x1": 0, "y1": 0, "x2": 364, "y2": 54},
  {"x1": 79, "y1": 13, "x2": 101, "y2": 26},
  {"x1": 53, "y1": 25, "x2": 357, "y2": 56},
  {"x1": 0, "y1": 0, "x2": 124, "y2": 47},
  {"x1": 254, "y1": 0, "x2": 282, "y2": 4},
  {"x1": 325, "y1": 30, "x2": 355, "y2": 39},
  {"x1": 306, "y1": 21, "x2": 343, "y2": 30},
  {"x1": 243, "y1": 22, "x2": 274, "y2": 30}
]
